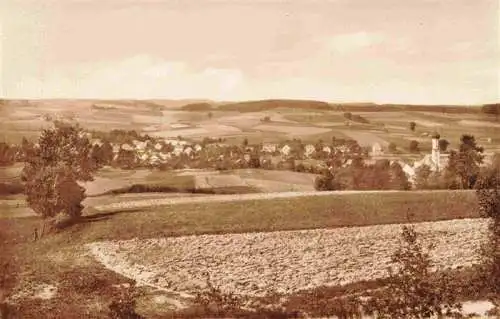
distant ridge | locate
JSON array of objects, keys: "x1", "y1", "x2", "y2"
[{"x1": 0, "y1": 98, "x2": 490, "y2": 114}]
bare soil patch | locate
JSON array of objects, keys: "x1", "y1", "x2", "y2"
[
  {"x1": 339, "y1": 130, "x2": 389, "y2": 147},
  {"x1": 87, "y1": 218, "x2": 488, "y2": 298},
  {"x1": 253, "y1": 124, "x2": 331, "y2": 136}
]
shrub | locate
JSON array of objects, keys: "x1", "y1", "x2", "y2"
[
  {"x1": 365, "y1": 226, "x2": 462, "y2": 318},
  {"x1": 409, "y1": 121, "x2": 417, "y2": 132},
  {"x1": 108, "y1": 285, "x2": 144, "y2": 319},
  {"x1": 475, "y1": 166, "x2": 500, "y2": 300}
]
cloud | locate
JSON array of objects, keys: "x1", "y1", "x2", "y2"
[
  {"x1": 8, "y1": 55, "x2": 246, "y2": 100},
  {"x1": 323, "y1": 32, "x2": 386, "y2": 53}
]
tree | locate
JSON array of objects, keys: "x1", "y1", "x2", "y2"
[
  {"x1": 100, "y1": 140, "x2": 114, "y2": 165},
  {"x1": 441, "y1": 150, "x2": 461, "y2": 189},
  {"x1": 389, "y1": 162, "x2": 410, "y2": 190},
  {"x1": 409, "y1": 121, "x2": 417, "y2": 132},
  {"x1": 409, "y1": 140, "x2": 420, "y2": 153},
  {"x1": 388, "y1": 142, "x2": 397, "y2": 153},
  {"x1": 0, "y1": 143, "x2": 15, "y2": 166},
  {"x1": 242, "y1": 138, "x2": 249, "y2": 147},
  {"x1": 207, "y1": 111, "x2": 213, "y2": 120},
  {"x1": 454, "y1": 134, "x2": 484, "y2": 189},
  {"x1": 438, "y1": 139, "x2": 450, "y2": 152},
  {"x1": 21, "y1": 121, "x2": 96, "y2": 222},
  {"x1": 369, "y1": 159, "x2": 391, "y2": 190},
  {"x1": 414, "y1": 164, "x2": 440, "y2": 190},
  {"x1": 366, "y1": 226, "x2": 462, "y2": 318}
]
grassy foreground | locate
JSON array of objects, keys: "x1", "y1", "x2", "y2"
[
  {"x1": 67, "y1": 190, "x2": 480, "y2": 243},
  {"x1": 0, "y1": 190, "x2": 483, "y2": 318}
]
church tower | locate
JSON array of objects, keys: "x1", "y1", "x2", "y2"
[{"x1": 431, "y1": 132, "x2": 440, "y2": 171}]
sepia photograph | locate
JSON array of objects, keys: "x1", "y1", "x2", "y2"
[{"x1": 0, "y1": 0, "x2": 499, "y2": 318}]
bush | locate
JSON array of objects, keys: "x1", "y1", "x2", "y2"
[
  {"x1": 475, "y1": 167, "x2": 500, "y2": 299},
  {"x1": 108, "y1": 285, "x2": 144, "y2": 319},
  {"x1": 365, "y1": 226, "x2": 462, "y2": 318}
]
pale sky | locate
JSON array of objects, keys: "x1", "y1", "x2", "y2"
[{"x1": 1, "y1": 0, "x2": 499, "y2": 104}]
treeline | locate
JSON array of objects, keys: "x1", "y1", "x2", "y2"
[
  {"x1": 314, "y1": 158, "x2": 410, "y2": 191},
  {"x1": 415, "y1": 134, "x2": 498, "y2": 190},
  {"x1": 481, "y1": 103, "x2": 500, "y2": 118}
]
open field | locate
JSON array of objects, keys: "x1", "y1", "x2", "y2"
[
  {"x1": 87, "y1": 218, "x2": 488, "y2": 297},
  {"x1": 2, "y1": 100, "x2": 499, "y2": 155},
  {"x1": 0, "y1": 188, "x2": 490, "y2": 318}
]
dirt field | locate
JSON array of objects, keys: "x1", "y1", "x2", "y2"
[
  {"x1": 339, "y1": 130, "x2": 389, "y2": 147},
  {"x1": 253, "y1": 124, "x2": 331, "y2": 136},
  {"x1": 459, "y1": 120, "x2": 500, "y2": 128},
  {"x1": 87, "y1": 218, "x2": 488, "y2": 298}
]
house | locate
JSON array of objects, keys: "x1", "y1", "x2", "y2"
[
  {"x1": 149, "y1": 154, "x2": 161, "y2": 165},
  {"x1": 121, "y1": 143, "x2": 134, "y2": 151},
  {"x1": 133, "y1": 140, "x2": 148, "y2": 151},
  {"x1": 280, "y1": 144, "x2": 291, "y2": 157},
  {"x1": 154, "y1": 142, "x2": 163, "y2": 151},
  {"x1": 262, "y1": 143, "x2": 277, "y2": 154},
  {"x1": 184, "y1": 146, "x2": 194, "y2": 156},
  {"x1": 322, "y1": 146, "x2": 332, "y2": 155},
  {"x1": 194, "y1": 144, "x2": 203, "y2": 152},
  {"x1": 91, "y1": 138, "x2": 103, "y2": 147},
  {"x1": 112, "y1": 144, "x2": 121, "y2": 154},
  {"x1": 304, "y1": 144, "x2": 316, "y2": 158},
  {"x1": 138, "y1": 152, "x2": 150, "y2": 163},
  {"x1": 371, "y1": 143, "x2": 383, "y2": 156},
  {"x1": 173, "y1": 145, "x2": 184, "y2": 156},
  {"x1": 159, "y1": 152, "x2": 171, "y2": 161}
]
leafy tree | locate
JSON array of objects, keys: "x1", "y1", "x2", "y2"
[
  {"x1": 438, "y1": 139, "x2": 450, "y2": 152},
  {"x1": 366, "y1": 226, "x2": 462, "y2": 318},
  {"x1": 100, "y1": 140, "x2": 114, "y2": 165},
  {"x1": 343, "y1": 112, "x2": 353, "y2": 120},
  {"x1": 455, "y1": 134, "x2": 484, "y2": 189},
  {"x1": 207, "y1": 111, "x2": 213, "y2": 119},
  {"x1": 441, "y1": 150, "x2": 461, "y2": 189},
  {"x1": 409, "y1": 140, "x2": 420, "y2": 153},
  {"x1": 242, "y1": 138, "x2": 249, "y2": 147},
  {"x1": 0, "y1": 143, "x2": 15, "y2": 166},
  {"x1": 369, "y1": 159, "x2": 391, "y2": 190},
  {"x1": 409, "y1": 121, "x2": 417, "y2": 132},
  {"x1": 388, "y1": 142, "x2": 397, "y2": 153},
  {"x1": 21, "y1": 121, "x2": 96, "y2": 222},
  {"x1": 414, "y1": 164, "x2": 439, "y2": 190},
  {"x1": 389, "y1": 162, "x2": 410, "y2": 190}
]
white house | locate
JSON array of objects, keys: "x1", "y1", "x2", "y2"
[
  {"x1": 154, "y1": 142, "x2": 163, "y2": 151},
  {"x1": 322, "y1": 146, "x2": 332, "y2": 154},
  {"x1": 280, "y1": 144, "x2": 291, "y2": 157},
  {"x1": 194, "y1": 144, "x2": 203, "y2": 152},
  {"x1": 173, "y1": 145, "x2": 184, "y2": 156},
  {"x1": 184, "y1": 146, "x2": 193, "y2": 156},
  {"x1": 262, "y1": 143, "x2": 277, "y2": 154},
  {"x1": 371, "y1": 143, "x2": 383, "y2": 156},
  {"x1": 121, "y1": 143, "x2": 134, "y2": 151},
  {"x1": 304, "y1": 144, "x2": 316, "y2": 158}
]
